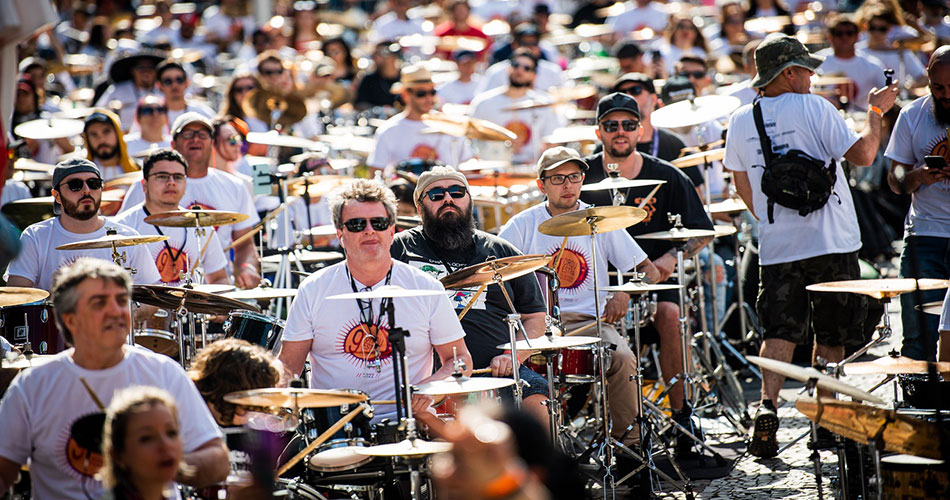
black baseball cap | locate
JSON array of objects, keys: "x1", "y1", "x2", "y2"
[
  {"x1": 596, "y1": 92, "x2": 640, "y2": 122},
  {"x1": 661, "y1": 75, "x2": 695, "y2": 105},
  {"x1": 612, "y1": 73, "x2": 655, "y2": 94}
]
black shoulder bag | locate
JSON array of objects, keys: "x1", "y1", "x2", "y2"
[{"x1": 753, "y1": 100, "x2": 837, "y2": 224}]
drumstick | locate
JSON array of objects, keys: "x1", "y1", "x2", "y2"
[
  {"x1": 79, "y1": 377, "x2": 106, "y2": 411},
  {"x1": 225, "y1": 203, "x2": 288, "y2": 251},
  {"x1": 471, "y1": 367, "x2": 493, "y2": 375},
  {"x1": 276, "y1": 402, "x2": 369, "y2": 477},
  {"x1": 565, "y1": 320, "x2": 599, "y2": 337},
  {"x1": 552, "y1": 236, "x2": 569, "y2": 271},
  {"x1": 457, "y1": 283, "x2": 488, "y2": 321},
  {"x1": 638, "y1": 183, "x2": 663, "y2": 210}
]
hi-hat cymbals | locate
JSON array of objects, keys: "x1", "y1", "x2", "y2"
[
  {"x1": 144, "y1": 210, "x2": 249, "y2": 228},
  {"x1": 651, "y1": 95, "x2": 741, "y2": 129},
  {"x1": 223, "y1": 287, "x2": 298, "y2": 301},
  {"x1": 538, "y1": 206, "x2": 647, "y2": 237},
  {"x1": 414, "y1": 375, "x2": 515, "y2": 396},
  {"x1": 843, "y1": 356, "x2": 950, "y2": 376},
  {"x1": 636, "y1": 227, "x2": 719, "y2": 242},
  {"x1": 421, "y1": 113, "x2": 517, "y2": 142},
  {"x1": 0, "y1": 287, "x2": 50, "y2": 307},
  {"x1": 580, "y1": 177, "x2": 666, "y2": 192},
  {"x1": 806, "y1": 278, "x2": 950, "y2": 300},
  {"x1": 440, "y1": 254, "x2": 551, "y2": 290},
  {"x1": 105, "y1": 171, "x2": 144, "y2": 188},
  {"x1": 498, "y1": 335, "x2": 601, "y2": 352},
  {"x1": 14, "y1": 118, "x2": 85, "y2": 140},
  {"x1": 224, "y1": 388, "x2": 367, "y2": 409},
  {"x1": 708, "y1": 198, "x2": 748, "y2": 216},
  {"x1": 672, "y1": 149, "x2": 726, "y2": 168},
  {"x1": 132, "y1": 284, "x2": 260, "y2": 315},
  {"x1": 604, "y1": 282, "x2": 683, "y2": 295},
  {"x1": 919, "y1": 301, "x2": 945, "y2": 315},
  {"x1": 57, "y1": 234, "x2": 169, "y2": 250},
  {"x1": 328, "y1": 285, "x2": 445, "y2": 300},
  {"x1": 747, "y1": 355, "x2": 884, "y2": 403},
  {"x1": 354, "y1": 439, "x2": 452, "y2": 457}
]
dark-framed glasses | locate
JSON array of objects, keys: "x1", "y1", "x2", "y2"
[
  {"x1": 148, "y1": 173, "x2": 186, "y2": 183},
  {"x1": 543, "y1": 172, "x2": 585, "y2": 185}
]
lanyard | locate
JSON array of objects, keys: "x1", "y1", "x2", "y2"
[
  {"x1": 142, "y1": 206, "x2": 187, "y2": 266},
  {"x1": 651, "y1": 128, "x2": 659, "y2": 157}
]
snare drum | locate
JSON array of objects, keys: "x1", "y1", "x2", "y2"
[
  {"x1": 881, "y1": 454, "x2": 950, "y2": 500},
  {"x1": 224, "y1": 311, "x2": 284, "y2": 351},
  {"x1": 304, "y1": 390, "x2": 373, "y2": 473},
  {"x1": 525, "y1": 346, "x2": 598, "y2": 384},
  {"x1": 0, "y1": 302, "x2": 64, "y2": 354},
  {"x1": 134, "y1": 308, "x2": 179, "y2": 357}
]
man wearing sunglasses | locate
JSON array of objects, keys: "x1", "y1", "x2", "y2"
[
  {"x1": 5, "y1": 158, "x2": 161, "y2": 292},
  {"x1": 476, "y1": 26, "x2": 566, "y2": 95},
  {"x1": 390, "y1": 167, "x2": 552, "y2": 428},
  {"x1": 368, "y1": 64, "x2": 472, "y2": 170},
  {"x1": 279, "y1": 179, "x2": 472, "y2": 421},
  {"x1": 82, "y1": 109, "x2": 141, "y2": 183},
  {"x1": 580, "y1": 93, "x2": 714, "y2": 455},
  {"x1": 814, "y1": 14, "x2": 887, "y2": 112},
  {"x1": 156, "y1": 60, "x2": 214, "y2": 128},
  {"x1": 612, "y1": 73, "x2": 690, "y2": 165},
  {"x1": 123, "y1": 95, "x2": 171, "y2": 158}
]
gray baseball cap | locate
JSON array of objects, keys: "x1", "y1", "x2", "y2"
[
  {"x1": 51, "y1": 158, "x2": 101, "y2": 215},
  {"x1": 751, "y1": 33, "x2": 825, "y2": 88}
]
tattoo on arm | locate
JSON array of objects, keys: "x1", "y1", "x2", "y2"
[
  {"x1": 635, "y1": 261, "x2": 656, "y2": 284},
  {"x1": 683, "y1": 236, "x2": 713, "y2": 259}
]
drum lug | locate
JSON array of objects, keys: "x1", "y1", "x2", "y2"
[{"x1": 40, "y1": 309, "x2": 48, "y2": 323}]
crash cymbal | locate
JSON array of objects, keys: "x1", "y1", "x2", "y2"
[
  {"x1": 144, "y1": 210, "x2": 249, "y2": 228},
  {"x1": 223, "y1": 287, "x2": 298, "y2": 301},
  {"x1": 328, "y1": 285, "x2": 445, "y2": 300},
  {"x1": 580, "y1": 177, "x2": 666, "y2": 192},
  {"x1": 105, "y1": 171, "x2": 143, "y2": 188},
  {"x1": 796, "y1": 397, "x2": 943, "y2": 460},
  {"x1": 543, "y1": 125, "x2": 598, "y2": 145},
  {"x1": 457, "y1": 159, "x2": 514, "y2": 172},
  {"x1": 245, "y1": 132, "x2": 321, "y2": 150},
  {"x1": 806, "y1": 279, "x2": 950, "y2": 300},
  {"x1": 260, "y1": 250, "x2": 343, "y2": 264},
  {"x1": 1, "y1": 191, "x2": 120, "y2": 229},
  {"x1": 546, "y1": 24, "x2": 614, "y2": 45},
  {"x1": 680, "y1": 140, "x2": 725, "y2": 155},
  {"x1": 354, "y1": 439, "x2": 452, "y2": 457},
  {"x1": 225, "y1": 388, "x2": 367, "y2": 409},
  {"x1": 14, "y1": 118, "x2": 85, "y2": 140},
  {"x1": 132, "y1": 284, "x2": 260, "y2": 315},
  {"x1": 421, "y1": 113, "x2": 517, "y2": 142},
  {"x1": 287, "y1": 175, "x2": 353, "y2": 200},
  {"x1": 919, "y1": 301, "x2": 946, "y2": 315},
  {"x1": 414, "y1": 375, "x2": 515, "y2": 396},
  {"x1": 0, "y1": 287, "x2": 50, "y2": 307},
  {"x1": 672, "y1": 149, "x2": 726, "y2": 168},
  {"x1": 66, "y1": 88, "x2": 96, "y2": 104},
  {"x1": 1, "y1": 354, "x2": 57, "y2": 370},
  {"x1": 714, "y1": 224, "x2": 738, "y2": 237},
  {"x1": 843, "y1": 356, "x2": 950, "y2": 376},
  {"x1": 503, "y1": 85, "x2": 598, "y2": 111},
  {"x1": 708, "y1": 198, "x2": 748, "y2": 216},
  {"x1": 498, "y1": 335, "x2": 601, "y2": 352},
  {"x1": 296, "y1": 224, "x2": 338, "y2": 238},
  {"x1": 538, "y1": 206, "x2": 647, "y2": 237},
  {"x1": 11, "y1": 170, "x2": 50, "y2": 182},
  {"x1": 636, "y1": 227, "x2": 719, "y2": 242},
  {"x1": 747, "y1": 356, "x2": 884, "y2": 403},
  {"x1": 188, "y1": 284, "x2": 237, "y2": 294},
  {"x1": 744, "y1": 16, "x2": 792, "y2": 33},
  {"x1": 131, "y1": 146, "x2": 168, "y2": 159},
  {"x1": 57, "y1": 234, "x2": 168, "y2": 250},
  {"x1": 892, "y1": 37, "x2": 937, "y2": 51},
  {"x1": 651, "y1": 95, "x2": 741, "y2": 129},
  {"x1": 168, "y1": 47, "x2": 205, "y2": 64},
  {"x1": 13, "y1": 158, "x2": 56, "y2": 173},
  {"x1": 440, "y1": 255, "x2": 551, "y2": 290},
  {"x1": 604, "y1": 282, "x2": 683, "y2": 295}
]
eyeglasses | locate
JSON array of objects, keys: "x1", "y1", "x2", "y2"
[
  {"x1": 226, "y1": 135, "x2": 242, "y2": 146},
  {"x1": 867, "y1": 25, "x2": 889, "y2": 33},
  {"x1": 600, "y1": 119, "x2": 639, "y2": 133},
  {"x1": 424, "y1": 185, "x2": 468, "y2": 202},
  {"x1": 148, "y1": 172, "x2": 186, "y2": 183},
  {"x1": 161, "y1": 76, "x2": 186, "y2": 86},
  {"x1": 138, "y1": 106, "x2": 167, "y2": 116},
  {"x1": 260, "y1": 67, "x2": 284, "y2": 76},
  {"x1": 511, "y1": 61, "x2": 536, "y2": 72},
  {"x1": 678, "y1": 70, "x2": 707, "y2": 80},
  {"x1": 542, "y1": 172, "x2": 585, "y2": 185},
  {"x1": 342, "y1": 217, "x2": 392, "y2": 232},
  {"x1": 618, "y1": 85, "x2": 647, "y2": 96},
  {"x1": 832, "y1": 29, "x2": 858, "y2": 37},
  {"x1": 412, "y1": 89, "x2": 437, "y2": 98},
  {"x1": 178, "y1": 129, "x2": 211, "y2": 140},
  {"x1": 234, "y1": 84, "x2": 256, "y2": 93},
  {"x1": 58, "y1": 177, "x2": 102, "y2": 192}
]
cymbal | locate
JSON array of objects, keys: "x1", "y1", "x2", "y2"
[
  {"x1": 132, "y1": 284, "x2": 260, "y2": 315},
  {"x1": 580, "y1": 177, "x2": 666, "y2": 193},
  {"x1": 504, "y1": 86, "x2": 598, "y2": 111},
  {"x1": 131, "y1": 146, "x2": 168, "y2": 159},
  {"x1": 543, "y1": 125, "x2": 598, "y2": 145},
  {"x1": 354, "y1": 439, "x2": 452, "y2": 457},
  {"x1": 538, "y1": 206, "x2": 647, "y2": 237},
  {"x1": 1, "y1": 354, "x2": 57, "y2": 370},
  {"x1": 327, "y1": 285, "x2": 445, "y2": 300},
  {"x1": 546, "y1": 24, "x2": 614, "y2": 45},
  {"x1": 0, "y1": 287, "x2": 50, "y2": 307},
  {"x1": 843, "y1": 356, "x2": 950, "y2": 376},
  {"x1": 672, "y1": 148, "x2": 726, "y2": 168},
  {"x1": 892, "y1": 38, "x2": 936, "y2": 51},
  {"x1": 714, "y1": 224, "x2": 737, "y2": 237},
  {"x1": 421, "y1": 113, "x2": 517, "y2": 142},
  {"x1": 318, "y1": 134, "x2": 376, "y2": 155},
  {"x1": 458, "y1": 159, "x2": 514, "y2": 172},
  {"x1": 796, "y1": 397, "x2": 943, "y2": 460},
  {"x1": 260, "y1": 250, "x2": 343, "y2": 264},
  {"x1": 223, "y1": 287, "x2": 298, "y2": 301},
  {"x1": 13, "y1": 158, "x2": 56, "y2": 173},
  {"x1": 287, "y1": 175, "x2": 353, "y2": 200},
  {"x1": 498, "y1": 334, "x2": 601, "y2": 352},
  {"x1": 650, "y1": 95, "x2": 741, "y2": 129},
  {"x1": 224, "y1": 388, "x2": 367, "y2": 409},
  {"x1": 245, "y1": 132, "x2": 321, "y2": 150},
  {"x1": 57, "y1": 233, "x2": 169, "y2": 250},
  {"x1": 397, "y1": 216, "x2": 421, "y2": 229},
  {"x1": 604, "y1": 282, "x2": 683, "y2": 295},
  {"x1": 187, "y1": 284, "x2": 237, "y2": 294},
  {"x1": 144, "y1": 210, "x2": 249, "y2": 228},
  {"x1": 13, "y1": 118, "x2": 85, "y2": 140},
  {"x1": 680, "y1": 140, "x2": 725, "y2": 155},
  {"x1": 811, "y1": 74, "x2": 853, "y2": 86},
  {"x1": 296, "y1": 224, "x2": 338, "y2": 238},
  {"x1": 747, "y1": 355, "x2": 884, "y2": 403},
  {"x1": 919, "y1": 301, "x2": 945, "y2": 315},
  {"x1": 2, "y1": 193, "x2": 118, "y2": 229},
  {"x1": 636, "y1": 227, "x2": 719, "y2": 242},
  {"x1": 708, "y1": 198, "x2": 748, "y2": 216},
  {"x1": 440, "y1": 254, "x2": 551, "y2": 290},
  {"x1": 414, "y1": 375, "x2": 515, "y2": 396},
  {"x1": 806, "y1": 278, "x2": 950, "y2": 300}
]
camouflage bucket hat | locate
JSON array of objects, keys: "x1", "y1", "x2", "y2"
[{"x1": 751, "y1": 33, "x2": 825, "y2": 88}]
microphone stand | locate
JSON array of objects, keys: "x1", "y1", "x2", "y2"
[{"x1": 386, "y1": 299, "x2": 425, "y2": 500}]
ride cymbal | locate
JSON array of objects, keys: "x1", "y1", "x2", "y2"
[
  {"x1": 843, "y1": 356, "x2": 950, "y2": 376},
  {"x1": 538, "y1": 206, "x2": 647, "y2": 237},
  {"x1": 440, "y1": 255, "x2": 550, "y2": 290},
  {"x1": 414, "y1": 375, "x2": 515, "y2": 396},
  {"x1": 132, "y1": 284, "x2": 260, "y2": 315},
  {"x1": 498, "y1": 335, "x2": 601, "y2": 352},
  {"x1": 636, "y1": 227, "x2": 719, "y2": 242},
  {"x1": 57, "y1": 234, "x2": 168, "y2": 250},
  {"x1": 421, "y1": 113, "x2": 517, "y2": 142},
  {"x1": 651, "y1": 95, "x2": 741, "y2": 129},
  {"x1": 580, "y1": 177, "x2": 665, "y2": 192},
  {"x1": 354, "y1": 439, "x2": 453, "y2": 457},
  {"x1": 14, "y1": 118, "x2": 85, "y2": 140},
  {"x1": 225, "y1": 388, "x2": 367, "y2": 409},
  {"x1": 748, "y1": 356, "x2": 884, "y2": 403},
  {"x1": 144, "y1": 210, "x2": 249, "y2": 228},
  {"x1": 806, "y1": 278, "x2": 950, "y2": 300}
]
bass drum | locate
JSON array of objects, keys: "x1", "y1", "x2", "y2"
[
  {"x1": 0, "y1": 302, "x2": 64, "y2": 354},
  {"x1": 304, "y1": 390, "x2": 374, "y2": 473},
  {"x1": 881, "y1": 454, "x2": 950, "y2": 500}
]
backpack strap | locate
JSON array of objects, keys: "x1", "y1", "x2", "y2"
[{"x1": 753, "y1": 101, "x2": 777, "y2": 224}]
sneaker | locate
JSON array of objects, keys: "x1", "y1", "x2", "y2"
[
  {"x1": 807, "y1": 426, "x2": 836, "y2": 450},
  {"x1": 672, "y1": 406, "x2": 704, "y2": 456},
  {"x1": 747, "y1": 405, "x2": 779, "y2": 458}
]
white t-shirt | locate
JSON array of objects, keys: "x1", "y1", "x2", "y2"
[
  {"x1": 282, "y1": 260, "x2": 465, "y2": 421},
  {"x1": 437, "y1": 77, "x2": 481, "y2": 105},
  {"x1": 475, "y1": 59, "x2": 567, "y2": 95},
  {"x1": 113, "y1": 204, "x2": 230, "y2": 285},
  {"x1": 96, "y1": 81, "x2": 153, "y2": 132},
  {"x1": 0, "y1": 346, "x2": 223, "y2": 500},
  {"x1": 367, "y1": 113, "x2": 473, "y2": 169},
  {"x1": 1, "y1": 181, "x2": 32, "y2": 206},
  {"x1": 120, "y1": 169, "x2": 259, "y2": 253},
  {"x1": 498, "y1": 202, "x2": 646, "y2": 315},
  {"x1": 859, "y1": 47, "x2": 926, "y2": 86},
  {"x1": 723, "y1": 93, "x2": 862, "y2": 265},
  {"x1": 607, "y1": 2, "x2": 669, "y2": 35},
  {"x1": 940, "y1": 288, "x2": 950, "y2": 332},
  {"x1": 883, "y1": 94, "x2": 950, "y2": 238},
  {"x1": 469, "y1": 87, "x2": 564, "y2": 165},
  {"x1": 123, "y1": 133, "x2": 171, "y2": 158},
  {"x1": 656, "y1": 43, "x2": 707, "y2": 77},
  {"x1": 814, "y1": 50, "x2": 887, "y2": 111},
  {"x1": 369, "y1": 13, "x2": 428, "y2": 44},
  {"x1": 5, "y1": 218, "x2": 162, "y2": 291},
  {"x1": 718, "y1": 79, "x2": 759, "y2": 107}
]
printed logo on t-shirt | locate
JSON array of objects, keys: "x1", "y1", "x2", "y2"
[
  {"x1": 62, "y1": 412, "x2": 106, "y2": 479},
  {"x1": 339, "y1": 321, "x2": 393, "y2": 374},
  {"x1": 504, "y1": 121, "x2": 531, "y2": 153},
  {"x1": 927, "y1": 135, "x2": 950, "y2": 163},
  {"x1": 635, "y1": 195, "x2": 657, "y2": 223},
  {"x1": 156, "y1": 246, "x2": 189, "y2": 283},
  {"x1": 410, "y1": 261, "x2": 487, "y2": 311},
  {"x1": 547, "y1": 245, "x2": 589, "y2": 293},
  {"x1": 410, "y1": 144, "x2": 439, "y2": 161}
]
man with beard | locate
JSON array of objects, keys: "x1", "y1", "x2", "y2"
[
  {"x1": 5, "y1": 159, "x2": 161, "y2": 291},
  {"x1": 580, "y1": 93, "x2": 713, "y2": 456},
  {"x1": 885, "y1": 46, "x2": 950, "y2": 362},
  {"x1": 469, "y1": 49, "x2": 564, "y2": 165},
  {"x1": 82, "y1": 110, "x2": 140, "y2": 181},
  {"x1": 120, "y1": 113, "x2": 261, "y2": 289},
  {"x1": 390, "y1": 167, "x2": 551, "y2": 428}
]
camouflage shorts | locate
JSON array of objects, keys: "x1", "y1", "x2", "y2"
[{"x1": 757, "y1": 251, "x2": 867, "y2": 347}]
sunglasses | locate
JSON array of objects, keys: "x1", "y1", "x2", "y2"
[
  {"x1": 138, "y1": 106, "x2": 167, "y2": 116},
  {"x1": 867, "y1": 25, "x2": 889, "y2": 33},
  {"x1": 342, "y1": 217, "x2": 392, "y2": 232},
  {"x1": 260, "y1": 67, "x2": 284, "y2": 76},
  {"x1": 600, "y1": 119, "x2": 639, "y2": 133},
  {"x1": 542, "y1": 172, "x2": 585, "y2": 185},
  {"x1": 678, "y1": 70, "x2": 707, "y2": 79},
  {"x1": 618, "y1": 85, "x2": 648, "y2": 96},
  {"x1": 226, "y1": 135, "x2": 242, "y2": 146},
  {"x1": 832, "y1": 29, "x2": 858, "y2": 37},
  {"x1": 511, "y1": 61, "x2": 536, "y2": 72},
  {"x1": 234, "y1": 84, "x2": 256, "y2": 93},
  {"x1": 425, "y1": 185, "x2": 467, "y2": 202},
  {"x1": 58, "y1": 177, "x2": 102, "y2": 192},
  {"x1": 161, "y1": 76, "x2": 186, "y2": 86},
  {"x1": 412, "y1": 89, "x2": 437, "y2": 98}
]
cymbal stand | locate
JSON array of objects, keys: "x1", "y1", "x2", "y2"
[
  {"x1": 715, "y1": 214, "x2": 763, "y2": 380},
  {"x1": 105, "y1": 227, "x2": 136, "y2": 346},
  {"x1": 536, "y1": 266, "x2": 566, "y2": 445},
  {"x1": 386, "y1": 300, "x2": 426, "y2": 500},
  {"x1": 270, "y1": 174, "x2": 307, "y2": 317},
  {"x1": 605, "y1": 163, "x2": 626, "y2": 207},
  {"x1": 803, "y1": 378, "x2": 826, "y2": 500}
]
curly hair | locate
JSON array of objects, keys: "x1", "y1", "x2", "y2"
[{"x1": 188, "y1": 338, "x2": 282, "y2": 426}]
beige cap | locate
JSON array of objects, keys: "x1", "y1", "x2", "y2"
[
  {"x1": 536, "y1": 146, "x2": 589, "y2": 177},
  {"x1": 414, "y1": 165, "x2": 470, "y2": 206},
  {"x1": 391, "y1": 63, "x2": 433, "y2": 93}
]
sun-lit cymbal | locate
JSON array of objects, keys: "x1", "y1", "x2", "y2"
[
  {"x1": 918, "y1": 301, "x2": 946, "y2": 315},
  {"x1": 748, "y1": 356, "x2": 883, "y2": 403},
  {"x1": 636, "y1": 227, "x2": 719, "y2": 242},
  {"x1": 245, "y1": 132, "x2": 322, "y2": 150},
  {"x1": 503, "y1": 85, "x2": 598, "y2": 111},
  {"x1": 225, "y1": 388, "x2": 367, "y2": 409},
  {"x1": 414, "y1": 375, "x2": 515, "y2": 396},
  {"x1": 105, "y1": 171, "x2": 144, "y2": 188},
  {"x1": 327, "y1": 285, "x2": 446, "y2": 300},
  {"x1": 0, "y1": 287, "x2": 50, "y2": 307},
  {"x1": 811, "y1": 74, "x2": 853, "y2": 86},
  {"x1": 354, "y1": 439, "x2": 453, "y2": 457},
  {"x1": 543, "y1": 125, "x2": 598, "y2": 145},
  {"x1": 538, "y1": 206, "x2": 647, "y2": 237},
  {"x1": 144, "y1": 210, "x2": 249, "y2": 228},
  {"x1": 604, "y1": 282, "x2": 683, "y2": 295},
  {"x1": 421, "y1": 113, "x2": 517, "y2": 142},
  {"x1": 708, "y1": 198, "x2": 748, "y2": 216},
  {"x1": 651, "y1": 95, "x2": 741, "y2": 129},
  {"x1": 223, "y1": 287, "x2": 298, "y2": 301},
  {"x1": 498, "y1": 335, "x2": 601, "y2": 352},
  {"x1": 0, "y1": 354, "x2": 57, "y2": 370},
  {"x1": 56, "y1": 234, "x2": 169, "y2": 250},
  {"x1": 397, "y1": 33, "x2": 487, "y2": 52},
  {"x1": 672, "y1": 149, "x2": 726, "y2": 168},
  {"x1": 133, "y1": 284, "x2": 260, "y2": 315},
  {"x1": 318, "y1": 134, "x2": 376, "y2": 155},
  {"x1": 440, "y1": 254, "x2": 551, "y2": 290},
  {"x1": 806, "y1": 278, "x2": 950, "y2": 300},
  {"x1": 14, "y1": 118, "x2": 85, "y2": 140},
  {"x1": 843, "y1": 356, "x2": 950, "y2": 376},
  {"x1": 260, "y1": 250, "x2": 343, "y2": 264},
  {"x1": 13, "y1": 158, "x2": 56, "y2": 173},
  {"x1": 286, "y1": 175, "x2": 353, "y2": 201},
  {"x1": 580, "y1": 177, "x2": 666, "y2": 192},
  {"x1": 714, "y1": 224, "x2": 738, "y2": 237}
]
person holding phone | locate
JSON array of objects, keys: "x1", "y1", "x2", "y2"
[{"x1": 885, "y1": 45, "x2": 950, "y2": 362}]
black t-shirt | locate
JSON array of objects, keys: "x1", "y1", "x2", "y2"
[
  {"x1": 390, "y1": 227, "x2": 547, "y2": 368},
  {"x1": 355, "y1": 71, "x2": 398, "y2": 108},
  {"x1": 580, "y1": 152, "x2": 713, "y2": 260},
  {"x1": 594, "y1": 129, "x2": 703, "y2": 187}
]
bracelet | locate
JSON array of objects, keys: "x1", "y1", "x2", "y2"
[
  {"x1": 481, "y1": 465, "x2": 527, "y2": 499},
  {"x1": 869, "y1": 105, "x2": 884, "y2": 117},
  {"x1": 240, "y1": 262, "x2": 257, "y2": 271}
]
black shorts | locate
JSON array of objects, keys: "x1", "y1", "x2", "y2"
[{"x1": 757, "y1": 251, "x2": 867, "y2": 347}]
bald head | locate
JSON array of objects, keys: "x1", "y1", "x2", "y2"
[{"x1": 929, "y1": 45, "x2": 950, "y2": 72}]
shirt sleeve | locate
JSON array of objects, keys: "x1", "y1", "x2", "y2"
[
  {"x1": 723, "y1": 108, "x2": 749, "y2": 173},
  {"x1": 0, "y1": 379, "x2": 32, "y2": 465},
  {"x1": 131, "y1": 245, "x2": 163, "y2": 285},
  {"x1": 427, "y1": 292, "x2": 467, "y2": 346},
  {"x1": 200, "y1": 231, "x2": 230, "y2": 275},
  {"x1": 282, "y1": 279, "x2": 316, "y2": 342},
  {"x1": 605, "y1": 230, "x2": 647, "y2": 273},
  {"x1": 884, "y1": 103, "x2": 918, "y2": 166},
  {"x1": 5, "y1": 228, "x2": 41, "y2": 284},
  {"x1": 367, "y1": 129, "x2": 388, "y2": 168}
]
